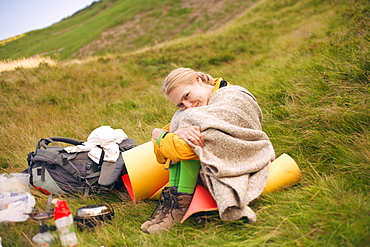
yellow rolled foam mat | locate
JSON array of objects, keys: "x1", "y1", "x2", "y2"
[
  {"x1": 121, "y1": 141, "x2": 169, "y2": 202},
  {"x1": 262, "y1": 153, "x2": 301, "y2": 194}
]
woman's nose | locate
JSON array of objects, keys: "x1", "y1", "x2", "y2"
[{"x1": 182, "y1": 101, "x2": 192, "y2": 109}]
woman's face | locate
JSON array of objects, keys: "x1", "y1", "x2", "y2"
[{"x1": 167, "y1": 80, "x2": 214, "y2": 110}]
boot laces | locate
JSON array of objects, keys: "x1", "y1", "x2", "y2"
[
  {"x1": 156, "y1": 192, "x2": 182, "y2": 223},
  {"x1": 148, "y1": 188, "x2": 173, "y2": 219}
]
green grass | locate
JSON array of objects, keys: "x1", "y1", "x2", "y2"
[{"x1": 0, "y1": 0, "x2": 369, "y2": 246}]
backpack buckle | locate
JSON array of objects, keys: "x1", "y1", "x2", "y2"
[{"x1": 86, "y1": 164, "x2": 92, "y2": 175}]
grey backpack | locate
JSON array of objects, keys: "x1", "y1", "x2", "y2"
[{"x1": 25, "y1": 137, "x2": 136, "y2": 196}]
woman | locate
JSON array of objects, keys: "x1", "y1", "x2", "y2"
[{"x1": 141, "y1": 68, "x2": 275, "y2": 234}]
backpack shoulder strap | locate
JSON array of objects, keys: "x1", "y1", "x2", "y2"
[
  {"x1": 49, "y1": 137, "x2": 83, "y2": 146},
  {"x1": 36, "y1": 137, "x2": 83, "y2": 149}
]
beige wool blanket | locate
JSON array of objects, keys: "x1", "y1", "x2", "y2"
[{"x1": 170, "y1": 85, "x2": 275, "y2": 222}]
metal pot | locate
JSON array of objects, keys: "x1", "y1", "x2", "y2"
[{"x1": 74, "y1": 204, "x2": 114, "y2": 231}]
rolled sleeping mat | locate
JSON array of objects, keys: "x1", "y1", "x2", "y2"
[
  {"x1": 262, "y1": 153, "x2": 301, "y2": 194},
  {"x1": 121, "y1": 141, "x2": 169, "y2": 202}
]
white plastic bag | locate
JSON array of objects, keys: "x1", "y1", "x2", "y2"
[{"x1": 0, "y1": 173, "x2": 35, "y2": 222}]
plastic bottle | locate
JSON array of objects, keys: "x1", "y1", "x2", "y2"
[
  {"x1": 32, "y1": 231, "x2": 57, "y2": 247},
  {"x1": 52, "y1": 199, "x2": 78, "y2": 247}
]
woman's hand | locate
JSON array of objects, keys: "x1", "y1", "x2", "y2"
[
  {"x1": 174, "y1": 126, "x2": 204, "y2": 148},
  {"x1": 152, "y1": 128, "x2": 167, "y2": 140}
]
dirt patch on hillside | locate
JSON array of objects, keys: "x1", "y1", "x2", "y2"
[
  {"x1": 74, "y1": 0, "x2": 258, "y2": 58},
  {"x1": 0, "y1": 57, "x2": 57, "y2": 72}
]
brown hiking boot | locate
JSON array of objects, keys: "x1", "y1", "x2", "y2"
[
  {"x1": 146, "y1": 190, "x2": 193, "y2": 234},
  {"x1": 140, "y1": 187, "x2": 175, "y2": 232}
]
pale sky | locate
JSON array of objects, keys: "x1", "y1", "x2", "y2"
[{"x1": 0, "y1": 0, "x2": 99, "y2": 41}]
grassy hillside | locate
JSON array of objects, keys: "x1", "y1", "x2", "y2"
[
  {"x1": 0, "y1": 0, "x2": 369, "y2": 246},
  {"x1": 0, "y1": 0, "x2": 258, "y2": 60}
]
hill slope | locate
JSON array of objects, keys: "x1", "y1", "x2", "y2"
[{"x1": 0, "y1": 0, "x2": 258, "y2": 60}]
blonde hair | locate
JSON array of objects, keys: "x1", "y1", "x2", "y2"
[{"x1": 163, "y1": 68, "x2": 215, "y2": 95}]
